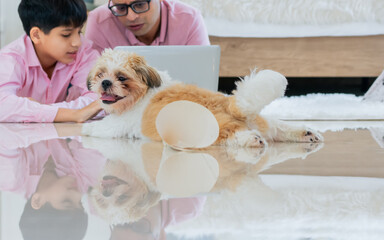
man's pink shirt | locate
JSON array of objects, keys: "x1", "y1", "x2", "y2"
[
  {"x1": 85, "y1": 0, "x2": 210, "y2": 53},
  {"x1": 0, "y1": 35, "x2": 100, "y2": 122}
]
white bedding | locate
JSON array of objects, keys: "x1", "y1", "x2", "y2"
[{"x1": 179, "y1": 0, "x2": 384, "y2": 37}]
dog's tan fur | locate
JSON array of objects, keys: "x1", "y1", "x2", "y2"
[{"x1": 141, "y1": 84, "x2": 249, "y2": 144}]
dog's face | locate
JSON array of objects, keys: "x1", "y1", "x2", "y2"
[
  {"x1": 88, "y1": 159, "x2": 161, "y2": 224},
  {"x1": 87, "y1": 49, "x2": 162, "y2": 114}
]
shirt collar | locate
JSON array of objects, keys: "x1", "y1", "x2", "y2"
[{"x1": 24, "y1": 35, "x2": 41, "y2": 68}]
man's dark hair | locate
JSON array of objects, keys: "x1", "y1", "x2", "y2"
[
  {"x1": 19, "y1": 199, "x2": 88, "y2": 240},
  {"x1": 18, "y1": 0, "x2": 87, "y2": 36}
]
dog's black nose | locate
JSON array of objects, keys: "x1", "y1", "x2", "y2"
[{"x1": 102, "y1": 80, "x2": 112, "y2": 90}]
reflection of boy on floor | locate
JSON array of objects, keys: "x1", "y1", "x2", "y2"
[
  {"x1": 0, "y1": 0, "x2": 102, "y2": 123},
  {"x1": 19, "y1": 157, "x2": 88, "y2": 240},
  {"x1": 0, "y1": 138, "x2": 106, "y2": 199},
  {"x1": 0, "y1": 137, "x2": 106, "y2": 240}
]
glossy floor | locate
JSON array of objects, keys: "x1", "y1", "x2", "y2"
[{"x1": 1, "y1": 121, "x2": 384, "y2": 240}]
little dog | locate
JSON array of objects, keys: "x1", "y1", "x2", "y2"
[{"x1": 82, "y1": 49, "x2": 322, "y2": 147}]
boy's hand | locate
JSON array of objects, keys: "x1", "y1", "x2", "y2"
[
  {"x1": 74, "y1": 100, "x2": 103, "y2": 123},
  {"x1": 54, "y1": 100, "x2": 103, "y2": 123}
]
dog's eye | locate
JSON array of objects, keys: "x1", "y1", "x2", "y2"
[
  {"x1": 97, "y1": 73, "x2": 103, "y2": 78},
  {"x1": 118, "y1": 76, "x2": 127, "y2": 82}
]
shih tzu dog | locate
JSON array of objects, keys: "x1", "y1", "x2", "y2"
[{"x1": 82, "y1": 49, "x2": 322, "y2": 147}]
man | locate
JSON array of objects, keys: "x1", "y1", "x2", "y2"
[{"x1": 85, "y1": 0, "x2": 210, "y2": 53}]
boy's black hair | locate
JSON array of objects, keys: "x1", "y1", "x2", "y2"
[
  {"x1": 18, "y1": 0, "x2": 87, "y2": 36},
  {"x1": 19, "y1": 199, "x2": 88, "y2": 240}
]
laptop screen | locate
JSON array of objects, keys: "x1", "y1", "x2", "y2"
[{"x1": 114, "y1": 45, "x2": 221, "y2": 91}]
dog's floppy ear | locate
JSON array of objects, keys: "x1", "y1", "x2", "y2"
[
  {"x1": 129, "y1": 54, "x2": 162, "y2": 88},
  {"x1": 140, "y1": 65, "x2": 162, "y2": 88}
]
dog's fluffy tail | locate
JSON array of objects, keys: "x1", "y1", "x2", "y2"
[{"x1": 233, "y1": 69, "x2": 287, "y2": 115}]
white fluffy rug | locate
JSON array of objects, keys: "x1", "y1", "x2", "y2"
[{"x1": 260, "y1": 93, "x2": 384, "y2": 120}]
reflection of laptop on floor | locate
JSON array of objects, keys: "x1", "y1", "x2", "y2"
[{"x1": 114, "y1": 45, "x2": 221, "y2": 91}]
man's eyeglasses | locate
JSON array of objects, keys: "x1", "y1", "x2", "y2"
[{"x1": 108, "y1": 0, "x2": 151, "y2": 17}]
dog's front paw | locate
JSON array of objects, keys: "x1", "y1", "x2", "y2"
[{"x1": 227, "y1": 130, "x2": 267, "y2": 148}]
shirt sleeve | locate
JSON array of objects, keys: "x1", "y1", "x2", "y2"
[
  {"x1": 50, "y1": 40, "x2": 100, "y2": 110},
  {"x1": 0, "y1": 148, "x2": 28, "y2": 193},
  {"x1": 85, "y1": 10, "x2": 108, "y2": 54},
  {"x1": 0, "y1": 55, "x2": 59, "y2": 123},
  {"x1": 185, "y1": 10, "x2": 210, "y2": 46}
]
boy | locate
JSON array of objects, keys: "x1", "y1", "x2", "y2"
[{"x1": 0, "y1": 0, "x2": 102, "y2": 123}]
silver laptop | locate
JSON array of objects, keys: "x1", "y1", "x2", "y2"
[{"x1": 114, "y1": 45, "x2": 221, "y2": 91}]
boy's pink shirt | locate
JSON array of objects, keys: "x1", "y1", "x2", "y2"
[
  {"x1": 85, "y1": 0, "x2": 210, "y2": 53},
  {"x1": 0, "y1": 34, "x2": 100, "y2": 123},
  {"x1": 0, "y1": 125, "x2": 107, "y2": 199}
]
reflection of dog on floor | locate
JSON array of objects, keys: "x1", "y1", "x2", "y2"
[
  {"x1": 82, "y1": 49, "x2": 323, "y2": 147},
  {"x1": 207, "y1": 142, "x2": 323, "y2": 192},
  {"x1": 84, "y1": 137, "x2": 322, "y2": 224},
  {"x1": 85, "y1": 138, "x2": 162, "y2": 225}
]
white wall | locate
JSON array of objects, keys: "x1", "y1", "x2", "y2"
[
  {"x1": 95, "y1": 0, "x2": 108, "y2": 5},
  {"x1": 0, "y1": 0, "x2": 23, "y2": 48},
  {"x1": 0, "y1": 0, "x2": 3, "y2": 47},
  {"x1": 0, "y1": 0, "x2": 109, "y2": 48}
]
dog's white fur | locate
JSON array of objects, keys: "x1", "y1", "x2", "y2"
[{"x1": 82, "y1": 49, "x2": 323, "y2": 147}]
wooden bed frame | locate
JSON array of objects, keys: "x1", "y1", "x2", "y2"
[{"x1": 210, "y1": 35, "x2": 384, "y2": 78}]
